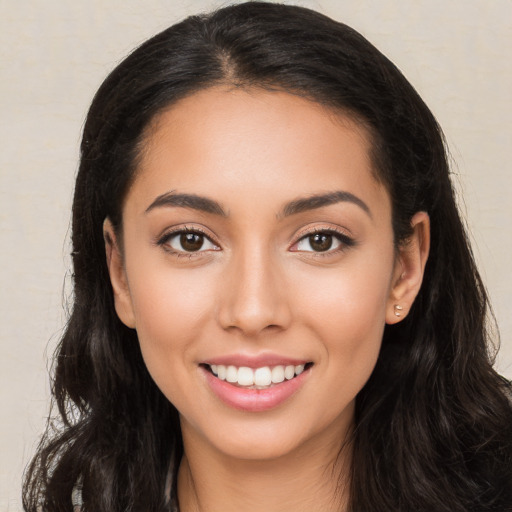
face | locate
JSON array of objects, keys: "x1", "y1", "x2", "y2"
[{"x1": 107, "y1": 87, "x2": 417, "y2": 461}]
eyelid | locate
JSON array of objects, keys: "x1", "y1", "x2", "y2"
[
  {"x1": 156, "y1": 225, "x2": 221, "y2": 254},
  {"x1": 289, "y1": 226, "x2": 356, "y2": 253}
]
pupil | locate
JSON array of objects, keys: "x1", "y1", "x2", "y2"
[
  {"x1": 310, "y1": 233, "x2": 332, "y2": 252},
  {"x1": 180, "y1": 233, "x2": 203, "y2": 251}
]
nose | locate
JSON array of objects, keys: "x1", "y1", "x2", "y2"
[{"x1": 216, "y1": 245, "x2": 291, "y2": 337}]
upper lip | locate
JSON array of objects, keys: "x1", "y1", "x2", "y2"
[{"x1": 202, "y1": 353, "x2": 310, "y2": 368}]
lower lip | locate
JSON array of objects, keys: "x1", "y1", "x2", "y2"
[{"x1": 203, "y1": 367, "x2": 310, "y2": 412}]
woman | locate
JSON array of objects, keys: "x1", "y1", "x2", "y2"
[{"x1": 23, "y1": 2, "x2": 512, "y2": 511}]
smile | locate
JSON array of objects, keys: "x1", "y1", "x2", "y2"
[
  {"x1": 202, "y1": 361, "x2": 313, "y2": 412},
  {"x1": 208, "y1": 363, "x2": 307, "y2": 388}
]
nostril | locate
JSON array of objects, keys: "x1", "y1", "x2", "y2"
[{"x1": 264, "y1": 324, "x2": 283, "y2": 332}]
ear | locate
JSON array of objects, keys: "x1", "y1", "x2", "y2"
[
  {"x1": 386, "y1": 212, "x2": 430, "y2": 324},
  {"x1": 103, "y1": 218, "x2": 136, "y2": 328}
]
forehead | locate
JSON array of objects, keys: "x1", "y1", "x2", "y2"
[{"x1": 126, "y1": 86, "x2": 389, "y2": 220}]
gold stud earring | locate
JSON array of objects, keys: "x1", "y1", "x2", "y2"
[{"x1": 394, "y1": 304, "x2": 403, "y2": 317}]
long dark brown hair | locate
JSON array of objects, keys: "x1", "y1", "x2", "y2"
[{"x1": 24, "y1": 2, "x2": 512, "y2": 511}]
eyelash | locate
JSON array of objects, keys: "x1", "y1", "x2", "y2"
[
  {"x1": 156, "y1": 226, "x2": 356, "y2": 257},
  {"x1": 291, "y1": 227, "x2": 356, "y2": 256},
  {"x1": 156, "y1": 226, "x2": 219, "y2": 257}
]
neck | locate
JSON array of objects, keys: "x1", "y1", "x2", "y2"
[{"x1": 177, "y1": 423, "x2": 351, "y2": 512}]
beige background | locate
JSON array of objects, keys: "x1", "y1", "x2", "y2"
[{"x1": 1, "y1": 0, "x2": 510, "y2": 508}]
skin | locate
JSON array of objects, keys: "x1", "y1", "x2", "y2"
[{"x1": 105, "y1": 87, "x2": 429, "y2": 512}]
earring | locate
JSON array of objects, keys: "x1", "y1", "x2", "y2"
[{"x1": 394, "y1": 304, "x2": 403, "y2": 317}]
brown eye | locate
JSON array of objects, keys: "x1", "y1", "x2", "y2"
[
  {"x1": 308, "y1": 233, "x2": 333, "y2": 252},
  {"x1": 163, "y1": 230, "x2": 218, "y2": 253},
  {"x1": 294, "y1": 231, "x2": 349, "y2": 253},
  {"x1": 180, "y1": 233, "x2": 205, "y2": 252}
]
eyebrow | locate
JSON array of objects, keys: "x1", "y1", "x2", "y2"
[
  {"x1": 281, "y1": 191, "x2": 372, "y2": 218},
  {"x1": 144, "y1": 189, "x2": 371, "y2": 219},
  {"x1": 145, "y1": 191, "x2": 227, "y2": 216}
]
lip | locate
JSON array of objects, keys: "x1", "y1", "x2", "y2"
[
  {"x1": 202, "y1": 353, "x2": 309, "y2": 368},
  {"x1": 202, "y1": 364, "x2": 311, "y2": 412}
]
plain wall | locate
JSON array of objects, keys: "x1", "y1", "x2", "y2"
[{"x1": 1, "y1": 1, "x2": 510, "y2": 508}]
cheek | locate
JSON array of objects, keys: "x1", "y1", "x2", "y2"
[
  {"x1": 130, "y1": 263, "x2": 216, "y2": 334},
  {"x1": 292, "y1": 252, "x2": 393, "y2": 372},
  {"x1": 126, "y1": 264, "x2": 217, "y2": 393},
  {"x1": 296, "y1": 255, "x2": 392, "y2": 324}
]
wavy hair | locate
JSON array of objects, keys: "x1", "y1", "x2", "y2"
[{"x1": 24, "y1": 2, "x2": 512, "y2": 511}]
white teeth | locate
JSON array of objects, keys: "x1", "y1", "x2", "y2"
[
  {"x1": 271, "y1": 365, "x2": 285, "y2": 383},
  {"x1": 284, "y1": 365, "x2": 295, "y2": 380},
  {"x1": 254, "y1": 367, "x2": 272, "y2": 386},
  {"x1": 209, "y1": 363, "x2": 308, "y2": 387},
  {"x1": 237, "y1": 367, "x2": 254, "y2": 386},
  {"x1": 216, "y1": 365, "x2": 226, "y2": 380},
  {"x1": 226, "y1": 365, "x2": 238, "y2": 383}
]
